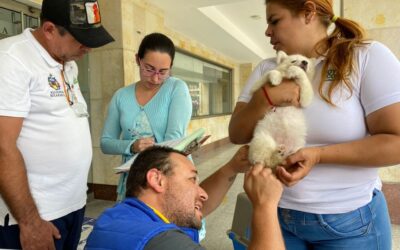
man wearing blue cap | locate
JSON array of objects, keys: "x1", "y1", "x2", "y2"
[{"x1": 0, "y1": 0, "x2": 114, "y2": 249}]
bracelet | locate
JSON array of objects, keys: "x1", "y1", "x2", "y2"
[{"x1": 262, "y1": 87, "x2": 276, "y2": 111}]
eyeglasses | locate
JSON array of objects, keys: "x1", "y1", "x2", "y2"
[{"x1": 139, "y1": 59, "x2": 170, "y2": 80}]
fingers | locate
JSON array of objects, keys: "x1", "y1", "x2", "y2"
[
  {"x1": 268, "y1": 79, "x2": 301, "y2": 107},
  {"x1": 284, "y1": 149, "x2": 307, "y2": 166},
  {"x1": 244, "y1": 164, "x2": 283, "y2": 206},
  {"x1": 239, "y1": 144, "x2": 250, "y2": 154},
  {"x1": 20, "y1": 220, "x2": 58, "y2": 250},
  {"x1": 277, "y1": 147, "x2": 320, "y2": 187},
  {"x1": 140, "y1": 137, "x2": 155, "y2": 143},
  {"x1": 285, "y1": 153, "x2": 299, "y2": 166},
  {"x1": 290, "y1": 162, "x2": 308, "y2": 180},
  {"x1": 276, "y1": 165, "x2": 304, "y2": 187},
  {"x1": 276, "y1": 166, "x2": 295, "y2": 186},
  {"x1": 51, "y1": 223, "x2": 61, "y2": 239},
  {"x1": 229, "y1": 145, "x2": 252, "y2": 173},
  {"x1": 246, "y1": 163, "x2": 265, "y2": 176},
  {"x1": 244, "y1": 164, "x2": 272, "y2": 184},
  {"x1": 244, "y1": 164, "x2": 261, "y2": 188},
  {"x1": 135, "y1": 137, "x2": 156, "y2": 152},
  {"x1": 237, "y1": 145, "x2": 250, "y2": 159}
]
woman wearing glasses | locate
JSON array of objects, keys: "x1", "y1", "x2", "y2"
[{"x1": 101, "y1": 33, "x2": 192, "y2": 200}]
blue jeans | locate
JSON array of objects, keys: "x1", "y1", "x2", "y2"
[{"x1": 278, "y1": 189, "x2": 392, "y2": 250}]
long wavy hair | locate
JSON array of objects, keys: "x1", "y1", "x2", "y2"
[{"x1": 265, "y1": 0, "x2": 368, "y2": 105}]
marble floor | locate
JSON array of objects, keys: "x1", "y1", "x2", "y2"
[{"x1": 84, "y1": 143, "x2": 400, "y2": 250}]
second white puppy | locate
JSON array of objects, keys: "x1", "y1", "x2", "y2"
[{"x1": 249, "y1": 51, "x2": 314, "y2": 169}]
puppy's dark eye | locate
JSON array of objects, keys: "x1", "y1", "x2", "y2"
[{"x1": 291, "y1": 60, "x2": 297, "y2": 63}]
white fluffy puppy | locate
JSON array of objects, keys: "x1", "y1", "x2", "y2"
[{"x1": 249, "y1": 51, "x2": 314, "y2": 169}]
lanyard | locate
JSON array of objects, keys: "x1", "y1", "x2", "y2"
[
  {"x1": 147, "y1": 204, "x2": 170, "y2": 223},
  {"x1": 59, "y1": 67, "x2": 89, "y2": 118},
  {"x1": 60, "y1": 68, "x2": 75, "y2": 106}
]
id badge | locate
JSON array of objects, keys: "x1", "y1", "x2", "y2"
[{"x1": 71, "y1": 102, "x2": 89, "y2": 117}]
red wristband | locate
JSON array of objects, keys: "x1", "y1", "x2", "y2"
[{"x1": 262, "y1": 87, "x2": 276, "y2": 111}]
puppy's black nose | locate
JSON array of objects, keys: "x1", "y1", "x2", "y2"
[{"x1": 301, "y1": 60, "x2": 308, "y2": 66}]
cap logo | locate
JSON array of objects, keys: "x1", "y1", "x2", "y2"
[
  {"x1": 70, "y1": 0, "x2": 101, "y2": 26},
  {"x1": 85, "y1": 2, "x2": 101, "y2": 24}
]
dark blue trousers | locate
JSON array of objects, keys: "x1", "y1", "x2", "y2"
[{"x1": 0, "y1": 206, "x2": 85, "y2": 250}]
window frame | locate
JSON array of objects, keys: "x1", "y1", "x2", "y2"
[
  {"x1": 172, "y1": 49, "x2": 234, "y2": 119},
  {"x1": 0, "y1": 7, "x2": 23, "y2": 38}
]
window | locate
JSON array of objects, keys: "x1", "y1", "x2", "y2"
[
  {"x1": 24, "y1": 14, "x2": 38, "y2": 29},
  {"x1": 0, "y1": 7, "x2": 22, "y2": 39},
  {"x1": 172, "y1": 51, "x2": 232, "y2": 118}
]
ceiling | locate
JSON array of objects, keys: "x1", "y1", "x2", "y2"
[
  {"x1": 17, "y1": 0, "x2": 341, "y2": 65},
  {"x1": 147, "y1": 0, "x2": 275, "y2": 64},
  {"x1": 15, "y1": 0, "x2": 273, "y2": 64}
]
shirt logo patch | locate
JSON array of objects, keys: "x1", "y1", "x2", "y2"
[
  {"x1": 48, "y1": 74, "x2": 65, "y2": 97},
  {"x1": 326, "y1": 69, "x2": 336, "y2": 81},
  {"x1": 48, "y1": 74, "x2": 60, "y2": 90}
]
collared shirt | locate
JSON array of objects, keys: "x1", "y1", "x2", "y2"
[{"x1": 0, "y1": 28, "x2": 92, "y2": 225}]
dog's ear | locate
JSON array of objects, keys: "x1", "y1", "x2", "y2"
[{"x1": 276, "y1": 51, "x2": 287, "y2": 64}]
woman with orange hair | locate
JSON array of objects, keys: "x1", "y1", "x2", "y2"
[{"x1": 229, "y1": 0, "x2": 400, "y2": 249}]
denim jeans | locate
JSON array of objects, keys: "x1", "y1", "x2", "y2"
[
  {"x1": 278, "y1": 189, "x2": 392, "y2": 250},
  {"x1": 0, "y1": 206, "x2": 85, "y2": 250}
]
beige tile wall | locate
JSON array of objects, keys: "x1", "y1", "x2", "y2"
[
  {"x1": 239, "y1": 63, "x2": 254, "y2": 97},
  {"x1": 344, "y1": 0, "x2": 400, "y2": 30},
  {"x1": 343, "y1": 1, "x2": 400, "y2": 183},
  {"x1": 368, "y1": 27, "x2": 400, "y2": 58}
]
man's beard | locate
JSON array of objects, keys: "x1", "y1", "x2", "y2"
[{"x1": 163, "y1": 187, "x2": 202, "y2": 229}]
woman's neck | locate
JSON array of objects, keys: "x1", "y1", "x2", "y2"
[
  {"x1": 308, "y1": 26, "x2": 330, "y2": 58},
  {"x1": 135, "y1": 81, "x2": 161, "y2": 106}
]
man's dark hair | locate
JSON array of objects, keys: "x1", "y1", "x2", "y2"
[
  {"x1": 39, "y1": 17, "x2": 68, "y2": 36},
  {"x1": 55, "y1": 24, "x2": 67, "y2": 36},
  {"x1": 137, "y1": 33, "x2": 175, "y2": 66},
  {"x1": 126, "y1": 146, "x2": 186, "y2": 197}
]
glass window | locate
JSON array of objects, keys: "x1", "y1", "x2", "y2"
[
  {"x1": 172, "y1": 51, "x2": 232, "y2": 118},
  {"x1": 0, "y1": 8, "x2": 22, "y2": 39},
  {"x1": 24, "y1": 14, "x2": 39, "y2": 29}
]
